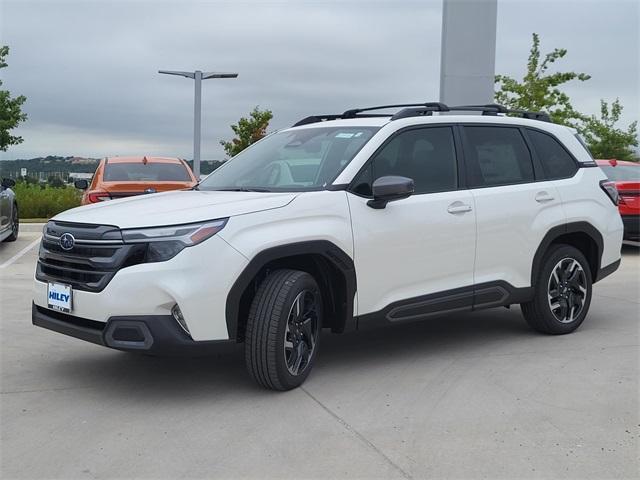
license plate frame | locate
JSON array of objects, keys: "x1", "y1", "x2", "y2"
[{"x1": 47, "y1": 282, "x2": 73, "y2": 313}]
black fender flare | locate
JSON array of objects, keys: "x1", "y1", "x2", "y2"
[
  {"x1": 225, "y1": 240, "x2": 357, "y2": 341},
  {"x1": 531, "y1": 221, "x2": 604, "y2": 285}
]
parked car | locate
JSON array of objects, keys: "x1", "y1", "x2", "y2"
[
  {"x1": 75, "y1": 156, "x2": 197, "y2": 205},
  {"x1": 0, "y1": 178, "x2": 18, "y2": 243},
  {"x1": 33, "y1": 102, "x2": 623, "y2": 390},
  {"x1": 596, "y1": 159, "x2": 639, "y2": 241}
]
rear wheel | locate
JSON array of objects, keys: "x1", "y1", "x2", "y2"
[
  {"x1": 4, "y1": 203, "x2": 18, "y2": 242},
  {"x1": 245, "y1": 269, "x2": 322, "y2": 390},
  {"x1": 521, "y1": 244, "x2": 592, "y2": 334}
]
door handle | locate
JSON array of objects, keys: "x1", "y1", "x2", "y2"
[
  {"x1": 447, "y1": 203, "x2": 472, "y2": 214},
  {"x1": 535, "y1": 191, "x2": 555, "y2": 203}
]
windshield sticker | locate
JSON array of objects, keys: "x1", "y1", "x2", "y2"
[{"x1": 335, "y1": 133, "x2": 355, "y2": 139}]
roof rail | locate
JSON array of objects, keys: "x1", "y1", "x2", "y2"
[
  {"x1": 448, "y1": 104, "x2": 552, "y2": 122},
  {"x1": 292, "y1": 102, "x2": 551, "y2": 126}
]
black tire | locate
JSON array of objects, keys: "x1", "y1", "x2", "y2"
[
  {"x1": 4, "y1": 203, "x2": 18, "y2": 242},
  {"x1": 245, "y1": 269, "x2": 322, "y2": 391},
  {"x1": 521, "y1": 244, "x2": 593, "y2": 334}
]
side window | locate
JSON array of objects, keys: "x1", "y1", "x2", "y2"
[
  {"x1": 464, "y1": 126, "x2": 534, "y2": 187},
  {"x1": 527, "y1": 129, "x2": 578, "y2": 179},
  {"x1": 351, "y1": 127, "x2": 458, "y2": 196}
]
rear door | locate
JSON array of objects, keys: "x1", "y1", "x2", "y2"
[
  {"x1": 348, "y1": 125, "x2": 477, "y2": 320},
  {"x1": 461, "y1": 125, "x2": 565, "y2": 291}
]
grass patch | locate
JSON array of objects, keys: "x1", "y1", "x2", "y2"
[{"x1": 14, "y1": 183, "x2": 82, "y2": 219}]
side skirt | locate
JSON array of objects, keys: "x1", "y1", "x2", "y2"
[{"x1": 356, "y1": 281, "x2": 534, "y2": 330}]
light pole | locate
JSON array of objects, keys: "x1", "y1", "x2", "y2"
[{"x1": 158, "y1": 70, "x2": 238, "y2": 179}]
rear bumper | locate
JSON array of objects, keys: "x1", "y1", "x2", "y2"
[
  {"x1": 621, "y1": 215, "x2": 639, "y2": 241},
  {"x1": 32, "y1": 303, "x2": 231, "y2": 355}
]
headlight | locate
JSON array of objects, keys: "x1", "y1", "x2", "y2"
[{"x1": 121, "y1": 219, "x2": 228, "y2": 262}]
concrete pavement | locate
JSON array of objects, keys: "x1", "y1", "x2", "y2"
[{"x1": 1, "y1": 224, "x2": 638, "y2": 479}]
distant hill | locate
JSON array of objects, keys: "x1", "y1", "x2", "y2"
[
  {"x1": 0, "y1": 156, "x2": 100, "y2": 177},
  {"x1": 0, "y1": 156, "x2": 225, "y2": 177}
]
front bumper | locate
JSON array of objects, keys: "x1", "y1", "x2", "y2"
[
  {"x1": 33, "y1": 235, "x2": 249, "y2": 341},
  {"x1": 32, "y1": 303, "x2": 230, "y2": 354},
  {"x1": 621, "y1": 215, "x2": 640, "y2": 241}
]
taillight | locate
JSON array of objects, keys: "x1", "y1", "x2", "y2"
[
  {"x1": 600, "y1": 180, "x2": 619, "y2": 206},
  {"x1": 87, "y1": 191, "x2": 111, "y2": 203}
]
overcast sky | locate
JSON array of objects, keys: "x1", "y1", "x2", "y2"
[{"x1": 1, "y1": 0, "x2": 638, "y2": 160}]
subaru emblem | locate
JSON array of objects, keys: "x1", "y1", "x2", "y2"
[{"x1": 59, "y1": 233, "x2": 75, "y2": 251}]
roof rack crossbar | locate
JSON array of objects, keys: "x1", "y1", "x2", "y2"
[
  {"x1": 291, "y1": 102, "x2": 551, "y2": 127},
  {"x1": 342, "y1": 102, "x2": 449, "y2": 119},
  {"x1": 390, "y1": 107, "x2": 442, "y2": 120}
]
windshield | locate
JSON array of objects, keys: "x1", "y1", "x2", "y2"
[
  {"x1": 104, "y1": 163, "x2": 192, "y2": 182},
  {"x1": 600, "y1": 165, "x2": 640, "y2": 182},
  {"x1": 199, "y1": 126, "x2": 380, "y2": 192}
]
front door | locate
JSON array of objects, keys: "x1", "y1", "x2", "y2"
[{"x1": 347, "y1": 125, "x2": 476, "y2": 322}]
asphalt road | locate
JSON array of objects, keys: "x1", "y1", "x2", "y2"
[{"x1": 1, "y1": 224, "x2": 638, "y2": 479}]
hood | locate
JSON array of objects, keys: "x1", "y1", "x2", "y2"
[{"x1": 54, "y1": 190, "x2": 297, "y2": 228}]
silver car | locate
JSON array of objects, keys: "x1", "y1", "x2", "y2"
[{"x1": 0, "y1": 178, "x2": 18, "y2": 243}]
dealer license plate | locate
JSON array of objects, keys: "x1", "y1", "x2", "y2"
[{"x1": 47, "y1": 282, "x2": 73, "y2": 313}]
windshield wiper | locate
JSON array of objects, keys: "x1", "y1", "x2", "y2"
[{"x1": 213, "y1": 187, "x2": 272, "y2": 193}]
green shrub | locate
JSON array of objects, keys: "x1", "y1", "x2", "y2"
[{"x1": 13, "y1": 183, "x2": 82, "y2": 219}]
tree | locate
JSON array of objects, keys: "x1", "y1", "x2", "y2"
[
  {"x1": 220, "y1": 106, "x2": 273, "y2": 157},
  {"x1": 47, "y1": 176, "x2": 66, "y2": 188},
  {"x1": 495, "y1": 33, "x2": 590, "y2": 127},
  {"x1": 580, "y1": 99, "x2": 638, "y2": 161},
  {"x1": 0, "y1": 46, "x2": 27, "y2": 151}
]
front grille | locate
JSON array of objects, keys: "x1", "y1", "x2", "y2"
[{"x1": 36, "y1": 221, "x2": 147, "y2": 292}]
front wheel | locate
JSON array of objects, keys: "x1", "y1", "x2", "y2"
[
  {"x1": 245, "y1": 269, "x2": 322, "y2": 390},
  {"x1": 521, "y1": 244, "x2": 593, "y2": 334}
]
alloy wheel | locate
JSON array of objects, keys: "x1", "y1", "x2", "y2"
[
  {"x1": 284, "y1": 290, "x2": 319, "y2": 376},
  {"x1": 547, "y1": 257, "x2": 587, "y2": 323}
]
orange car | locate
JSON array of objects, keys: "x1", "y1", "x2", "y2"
[{"x1": 75, "y1": 156, "x2": 197, "y2": 205}]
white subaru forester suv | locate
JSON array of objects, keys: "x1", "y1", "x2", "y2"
[{"x1": 33, "y1": 103, "x2": 623, "y2": 390}]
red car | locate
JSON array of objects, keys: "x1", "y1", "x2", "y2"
[{"x1": 597, "y1": 159, "x2": 640, "y2": 241}]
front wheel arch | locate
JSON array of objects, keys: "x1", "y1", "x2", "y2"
[{"x1": 226, "y1": 241, "x2": 356, "y2": 342}]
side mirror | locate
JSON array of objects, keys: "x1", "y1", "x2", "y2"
[
  {"x1": 74, "y1": 179, "x2": 89, "y2": 190},
  {"x1": 1, "y1": 178, "x2": 16, "y2": 189},
  {"x1": 367, "y1": 176, "x2": 414, "y2": 209}
]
